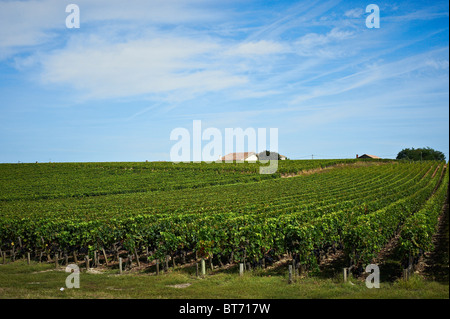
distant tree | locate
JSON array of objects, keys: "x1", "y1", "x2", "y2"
[
  {"x1": 257, "y1": 150, "x2": 281, "y2": 160},
  {"x1": 396, "y1": 147, "x2": 446, "y2": 161}
]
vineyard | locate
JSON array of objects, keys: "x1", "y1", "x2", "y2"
[{"x1": 0, "y1": 159, "x2": 448, "y2": 280}]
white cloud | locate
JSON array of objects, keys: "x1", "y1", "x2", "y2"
[
  {"x1": 425, "y1": 59, "x2": 449, "y2": 70},
  {"x1": 80, "y1": 0, "x2": 224, "y2": 24},
  {"x1": 344, "y1": 8, "x2": 364, "y2": 18},
  {"x1": 0, "y1": 0, "x2": 63, "y2": 55},
  {"x1": 39, "y1": 36, "x2": 247, "y2": 99},
  {"x1": 226, "y1": 40, "x2": 289, "y2": 56},
  {"x1": 289, "y1": 48, "x2": 449, "y2": 105},
  {"x1": 0, "y1": 0, "x2": 227, "y2": 57},
  {"x1": 232, "y1": 89, "x2": 282, "y2": 99},
  {"x1": 294, "y1": 28, "x2": 355, "y2": 58}
]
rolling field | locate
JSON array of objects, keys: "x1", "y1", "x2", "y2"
[{"x1": 0, "y1": 159, "x2": 448, "y2": 299}]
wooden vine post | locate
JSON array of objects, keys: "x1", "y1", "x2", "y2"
[
  {"x1": 156, "y1": 259, "x2": 160, "y2": 275},
  {"x1": 288, "y1": 265, "x2": 293, "y2": 284},
  {"x1": 165, "y1": 255, "x2": 169, "y2": 272},
  {"x1": 134, "y1": 249, "x2": 140, "y2": 267},
  {"x1": 201, "y1": 258, "x2": 206, "y2": 276},
  {"x1": 94, "y1": 251, "x2": 98, "y2": 267},
  {"x1": 102, "y1": 248, "x2": 109, "y2": 266}
]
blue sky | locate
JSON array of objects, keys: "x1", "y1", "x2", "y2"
[{"x1": 0, "y1": 0, "x2": 448, "y2": 163}]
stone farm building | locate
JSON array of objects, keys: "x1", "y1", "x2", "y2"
[
  {"x1": 220, "y1": 152, "x2": 258, "y2": 162},
  {"x1": 220, "y1": 152, "x2": 287, "y2": 162},
  {"x1": 356, "y1": 154, "x2": 381, "y2": 159}
]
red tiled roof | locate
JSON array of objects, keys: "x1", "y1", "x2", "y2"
[
  {"x1": 360, "y1": 154, "x2": 381, "y2": 159},
  {"x1": 221, "y1": 152, "x2": 256, "y2": 161}
]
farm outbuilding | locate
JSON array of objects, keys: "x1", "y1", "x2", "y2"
[
  {"x1": 357, "y1": 154, "x2": 381, "y2": 159},
  {"x1": 220, "y1": 152, "x2": 287, "y2": 162},
  {"x1": 221, "y1": 152, "x2": 258, "y2": 162}
]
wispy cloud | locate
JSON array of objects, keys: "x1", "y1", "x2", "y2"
[
  {"x1": 247, "y1": 0, "x2": 342, "y2": 40},
  {"x1": 0, "y1": 0, "x2": 228, "y2": 59},
  {"x1": 293, "y1": 27, "x2": 355, "y2": 58},
  {"x1": 0, "y1": 0, "x2": 63, "y2": 58},
  {"x1": 226, "y1": 40, "x2": 289, "y2": 56},
  {"x1": 289, "y1": 47, "x2": 449, "y2": 105},
  {"x1": 38, "y1": 35, "x2": 247, "y2": 100},
  {"x1": 344, "y1": 8, "x2": 364, "y2": 18},
  {"x1": 0, "y1": 0, "x2": 448, "y2": 162}
]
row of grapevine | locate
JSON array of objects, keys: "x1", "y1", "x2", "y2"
[
  {"x1": 0, "y1": 160, "x2": 447, "y2": 275},
  {"x1": 396, "y1": 166, "x2": 449, "y2": 266},
  {"x1": 342, "y1": 164, "x2": 445, "y2": 266},
  {"x1": 0, "y1": 159, "x2": 388, "y2": 201}
]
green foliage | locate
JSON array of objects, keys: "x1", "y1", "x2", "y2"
[
  {"x1": 396, "y1": 147, "x2": 446, "y2": 161},
  {"x1": 0, "y1": 160, "x2": 447, "y2": 272},
  {"x1": 397, "y1": 168, "x2": 449, "y2": 261}
]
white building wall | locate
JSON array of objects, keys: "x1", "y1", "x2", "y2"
[{"x1": 245, "y1": 154, "x2": 258, "y2": 162}]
